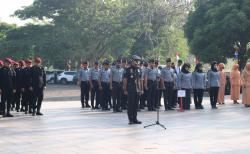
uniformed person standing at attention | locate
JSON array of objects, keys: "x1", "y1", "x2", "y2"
[
  {"x1": 30, "y1": 57, "x2": 46, "y2": 116},
  {"x1": 90, "y1": 61, "x2": 100, "y2": 109},
  {"x1": 99, "y1": 60, "x2": 111, "y2": 110},
  {"x1": 13, "y1": 61, "x2": 25, "y2": 112},
  {"x1": 123, "y1": 55, "x2": 143, "y2": 124},
  {"x1": 110, "y1": 59, "x2": 124, "y2": 112},
  {"x1": 161, "y1": 58, "x2": 175, "y2": 111},
  {"x1": 0, "y1": 58, "x2": 16, "y2": 117},
  {"x1": 22, "y1": 59, "x2": 33, "y2": 114},
  {"x1": 144, "y1": 59, "x2": 158, "y2": 111},
  {"x1": 139, "y1": 61, "x2": 148, "y2": 110},
  {"x1": 121, "y1": 58, "x2": 128, "y2": 110},
  {"x1": 78, "y1": 61, "x2": 91, "y2": 108}
]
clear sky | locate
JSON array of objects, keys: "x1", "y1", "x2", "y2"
[{"x1": 0, "y1": 0, "x2": 34, "y2": 25}]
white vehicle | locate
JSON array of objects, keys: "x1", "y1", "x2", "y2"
[{"x1": 57, "y1": 71, "x2": 77, "y2": 84}]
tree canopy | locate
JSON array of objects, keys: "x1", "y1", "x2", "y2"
[
  {"x1": 185, "y1": 0, "x2": 250, "y2": 65},
  {"x1": 0, "y1": 0, "x2": 191, "y2": 69}
]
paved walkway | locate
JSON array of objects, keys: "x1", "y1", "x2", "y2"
[{"x1": 1, "y1": 97, "x2": 250, "y2": 154}]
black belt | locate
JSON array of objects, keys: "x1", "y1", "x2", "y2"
[
  {"x1": 113, "y1": 81, "x2": 122, "y2": 84},
  {"x1": 148, "y1": 80, "x2": 156, "y2": 82}
]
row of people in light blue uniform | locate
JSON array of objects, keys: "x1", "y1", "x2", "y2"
[{"x1": 77, "y1": 58, "x2": 221, "y2": 112}]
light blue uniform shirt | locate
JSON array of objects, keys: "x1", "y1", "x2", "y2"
[
  {"x1": 78, "y1": 68, "x2": 90, "y2": 81},
  {"x1": 100, "y1": 68, "x2": 111, "y2": 83}
]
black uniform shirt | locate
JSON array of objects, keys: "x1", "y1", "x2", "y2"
[
  {"x1": 124, "y1": 66, "x2": 142, "y2": 93},
  {"x1": 31, "y1": 65, "x2": 46, "y2": 89},
  {"x1": 15, "y1": 67, "x2": 24, "y2": 89},
  {"x1": 0, "y1": 66, "x2": 16, "y2": 92},
  {"x1": 23, "y1": 67, "x2": 33, "y2": 88}
]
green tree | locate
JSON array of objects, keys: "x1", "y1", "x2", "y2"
[{"x1": 185, "y1": 0, "x2": 250, "y2": 67}]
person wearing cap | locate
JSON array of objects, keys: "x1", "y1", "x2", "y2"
[
  {"x1": 18, "y1": 60, "x2": 26, "y2": 111},
  {"x1": 99, "y1": 60, "x2": 111, "y2": 110},
  {"x1": 78, "y1": 61, "x2": 91, "y2": 108},
  {"x1": 161, "y1": 58, "x2": 175, "y2": 111},
  {"x1": 0, "y1": 58, "x2": 16, "y2": 117},
  {"x1": 30, "y1": 57, "x2": 46, "y2": 116},
  {"x1": 123, "y1": 55, "x2": 143, "y2": 124},
  {"x1": 144, "y1": 59, "x2": 158, "y2": 111},
  {"x1": 139, "y1": 61, "x2": 148, "y2": 110},
  {"x1": 11, "y1": 61, "x2": 19, "y2": 111},
  {"x1": 121, "y1": 58, "x2": 128, "y2": 110},
  {"x1": 22, "y1": 59, "x2": 33, "y2": 113},
  {"x1": 110, "y1": 59, "x2": 124, "y2": 112},
  {"x1": 154, "y1": 59, "x2": 162, "y2": 108},
  {"x1": 12, "y1": 61, "x2": 25, "y2": 112},
  {"x1": 90, "y1": 61, "x2": 100, "y2": 109}
]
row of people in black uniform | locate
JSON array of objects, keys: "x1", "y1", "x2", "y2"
[{"x1": 0, "y1": 57, "x2": 46, "y2": 117}]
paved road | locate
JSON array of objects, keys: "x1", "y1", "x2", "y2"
[{"x1": 0, "y1": 85, "x2": 250, "y2": 154}]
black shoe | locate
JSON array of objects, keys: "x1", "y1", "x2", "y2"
[
  {"x1": 85, "y1": 104, "x2": 91, "y2": 108},
  {"x1": 117, "y1": 109, "x2": 122, "y2": 112},
  {"x1": 167, "y1": 106, "x2": 174, "y2": 110},
  {"x1": 212, "y1": 106, "x2": 218, "y2": 109},
  {"x1": 36, "y1": 112, "x2": 43, "y2": 116},
  {"x1": 129, "y1": 121, "x2": 135, "y2": 125},
  {"x1": 25, "y1": 111, "x2": 28, "y2": 114},
  {"x1": 134, "y1": 120, "x2": 142, "y2": 124},
  {"x1": 16, "y1": 109, "x2": 20, "y2": 112},
  {"x1": 4, "y1": 114, "x2": 14, "y2": 117},
  {"x1": 32, "y1": 112, "x2": 36, "y2": 116}
]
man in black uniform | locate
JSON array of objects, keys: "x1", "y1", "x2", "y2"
[
  {"x1": 12, "y1": 61, "x2": 25, "y2": 112},
  {"x1": 0, "y1": 58, "x2": 16, "y2": 117},
  {"x1": 30, "y1": 57, "x2": 46, "y2": 116},
  {"x1": 22, "y1": 59, "x2": 33, "y2": 114},
  {"x1": 123, "y1": 55, "x2": 143, "y2": 124}
]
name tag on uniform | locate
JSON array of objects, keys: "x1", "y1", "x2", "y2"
[{"x1": 178, "y1": 90, "x2": 186, "y2": 97}]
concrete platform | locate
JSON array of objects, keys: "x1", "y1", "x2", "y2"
[{"x1": 1, "y1": 97, "x2": 250, "y2": 154}]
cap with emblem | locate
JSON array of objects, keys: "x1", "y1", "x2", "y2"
[
  {"x1": 35, "y1": 57, "x2": 42, "y2": 63},
  {"x1": 4, "y1": 58, "x2": 13, "y2": 64},
  {"x1": 103, "y1": 60, "x2": 110, "y2": 65},
  {"x1": 0, "y1": 60, "x2": 3, "y2": 66},
  {"x1": 25, "y1": 59, "x2": 32, "y2": 64},
  {"x1": 131, "y1": 55, "x2": 141, "y2": 61}
]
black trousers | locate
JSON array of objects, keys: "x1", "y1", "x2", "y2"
[
  {"x1": 182, "y1": 88, "x2": 191, "y2": 110},
  {"x1": 163, "y1": 82, "x2": 174, "y2": 110},
  {"x1": 23, "y1": 88, "x2": 33, "y2": 112},
  {"x1": 193, "y1": 89, "x2": 204, "y2": 108},
  {"x1": 139, "y1": 88, "x2": 147, "y2": 108},
  {"x1": 100, "y1": 82, "x2": 110, "y2": 109},
  {"x1": 127, "y1": 92, "x2": 139, "y2": 122},
  {"x1": 209, "y1": 87, "x2": 219, "y2": 107},
  {"x1": 121, "y1": 89, "x2": 128, "y2": 109},
  {"x1": 13, "y1": 88, "x2": 22, "y2": 110},
  {"x1": 91, "y1": 80, "x2": 99, "y2": 108},
  {"x1": 147, "y1": 80, "x2": 157, "y2": 110},
  {"x1": 80, "y1": 81, "x2": 90, "y2": 107},
  {"x1": 32, "y1": 88, "x2": 44, "y2": 113},
  {"x1": 1, "y1": 90, "x2": 13, "y2": 114},
  {"x1": 112, "y1": 82, "x2": 122, "y2": 111}
]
